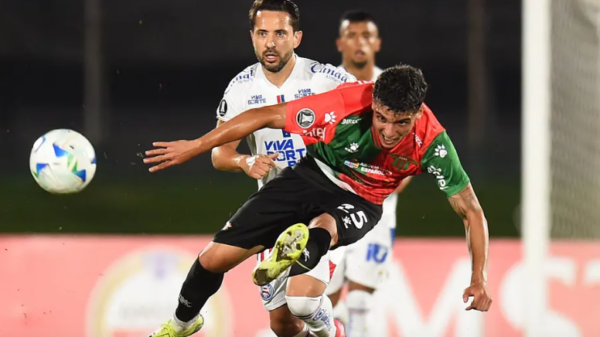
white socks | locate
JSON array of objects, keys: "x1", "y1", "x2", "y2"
[{"x1": 345, "y1": 290, "x2": 373, "y2": 337}]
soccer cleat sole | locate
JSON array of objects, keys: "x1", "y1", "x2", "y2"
[{"x1": 252, "y1": 223, "x2": 309, "y2": 286}]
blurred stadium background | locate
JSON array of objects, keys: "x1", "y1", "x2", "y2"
[{"x1": 0, "y1": 0, "x2": 597, "y2": 336}]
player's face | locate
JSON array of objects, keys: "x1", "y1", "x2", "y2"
[
  {"x1": 336, "y1": 20, "x2": 381, "y2": 69},
  {"x1": 251, "y1": 10, "x2": 302, "y2": 73},
  {"x1": 371, "y1": 100, "x2": 423, "y2": 149}
]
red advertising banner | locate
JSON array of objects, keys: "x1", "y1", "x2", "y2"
[{"x1": 1, "y1": 236, "x2": 599, "y2": 337}]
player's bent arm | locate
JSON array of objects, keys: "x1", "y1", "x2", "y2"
[
  {"x1": 211, "y1": 140, "x2": 246, "y2": 172},
  {"x1": 448, "y1": 184, "x2": 489, "y2": 284},
  {"x1": 210, "y1": 120, "x2": 248, "y2": 172}
]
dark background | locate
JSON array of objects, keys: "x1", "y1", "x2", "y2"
[{"x1": 0, "y1": 0, "x2": 521, "y2": 236}]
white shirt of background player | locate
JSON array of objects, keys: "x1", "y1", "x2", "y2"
[{"x1": 216, "y1": 55, "x2": 356, "y2": 189}]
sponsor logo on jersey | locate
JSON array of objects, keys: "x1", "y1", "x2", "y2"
[
  {"x1": 342, "y1": 117, "x2": 361, "y2": 125},
  {"x1": 264, "y1": 130, "x2": 306, "y2": 167},
  {"x1": 302, "y1": 127, "x2": 325, "y2": 140},
  {"x1": 310, "y1": 63, "x2": 350, "y2": 83},
  {"x1": 366, "y1": 243, "x2": 389, "y2": 264},
  {"x1": 343, "y1": 160, "x2": 391, "y2": 176},
  {"x1": 389, "y1": 154, "x2": 419, "y2": 171},
  {"x1": 427, "y1": 165, "x2": 448, "y2": 190},
  {"x1": 294, "y1": 88, "x2": 314, "y2": 99},
  {"x1": 414, "y1": 132, "x2": 423, "y2": 147},
  {"x1": 234, "y1": 69, "x2": 255, "y2": 84},
  {"x1": 217, "y1": 99, "x2": 228, "y2": 117},
  {"x1": 248, "y1": 94, "x2": 267, "y2": 105},
  {"x1": 296, "y1": 108, "x2": 316, "y2": 128}
]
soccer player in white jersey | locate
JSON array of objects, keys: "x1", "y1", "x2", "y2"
[
  {"x1": 325, "y1": 11, "x2": 411, "y2": 337},
  {"x1": 211, "y1": 1, "x2": 354, "y2": 336}
]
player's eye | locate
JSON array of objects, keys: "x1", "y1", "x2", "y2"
[
  {"x1": 377, "y1": 115, "x2": 386, "y2": 123},
  {"x1": 277, "y1": 31, "x2": 286, "y2": 37}
]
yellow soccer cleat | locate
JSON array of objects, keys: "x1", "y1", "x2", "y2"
[
  {"x1": 253, "y1": 223, "x2": 310, "y2": 286},
  {"x1": 148, "y1": 315, "x2": 204, "y2": 337}
]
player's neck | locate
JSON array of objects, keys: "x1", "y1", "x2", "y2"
[
  {"x1": 263, "y1": 55, "x2": 297, "y2": 88},
  {"x1": 343, "y1": 61, "x2": 376, "y2": 81}
]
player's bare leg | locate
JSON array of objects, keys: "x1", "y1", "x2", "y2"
[
  {"x1": 149, "y1": 242, "x2": 263, "y2": 336},
  {"x1": 285, "y1": 274, "x2": 338, "y2": 337},
  {"x1": 269, "y1": 304, "x2": 317, "y2": 337}
]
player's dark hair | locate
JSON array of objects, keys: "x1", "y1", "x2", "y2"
[
  {"x1": 249, "y1": 0, "x2": 301, "y2": 32},
  {"x1": 373, "y1": 64, "x2": 428, "y2": 114},
  {"x1": 339, "y1": 10, "x2": 378, "y2": 29}
]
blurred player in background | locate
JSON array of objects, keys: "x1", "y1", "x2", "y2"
[
  {"x1": 325, "y1": 10, "x2": 411, "y2": 337},
  {"x1": 153, "y1": 0, "x2": 352, "y2": 336}
]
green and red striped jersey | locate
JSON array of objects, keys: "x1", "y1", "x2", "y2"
[{"x1": 284, "y1": 81, "x2": 470, "y2": 205}]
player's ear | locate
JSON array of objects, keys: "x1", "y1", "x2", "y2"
[
  {"x1": 373, "y1": 36, "x2": 382, "y2": 53},
  {"x1": 293, "y1": 30, "x2": 303, "y2": 48},
  {"x1": 336, "y1": 38, "x2": 343, "y2": 52},
  {"x1": 415, "y1": 105, "x2": 424, "y2": 120},
  {"x1": 249, "y1": 30, "x2": 255, "y2": 43}
]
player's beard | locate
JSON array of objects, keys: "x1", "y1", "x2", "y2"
[
  {"x1": 257, "y1": 48, "x2": 294, "y2": 73},
  {"x1": 351, "y1": 59, "x2": 369, "y2": 69}
]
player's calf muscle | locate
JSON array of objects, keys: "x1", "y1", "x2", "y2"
[
  {"x1": 308, "y1": 214, "x2": 338, "y2": 246},
  {"x1": 199, "y1": 242, "x2": 263, "y2": 273}
]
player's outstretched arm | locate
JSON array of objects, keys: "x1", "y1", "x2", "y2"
[
  {"x1": 448, "y1": 183, "x2": 492, "y2": 312},
  {"x1": 144, "y1": 104, "x2": 287, "y2": 172},
  {"x1": 210, "y1": 121, "x2": 279, "y2": 179}
]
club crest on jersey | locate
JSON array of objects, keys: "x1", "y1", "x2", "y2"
[
  {"x1": 389, "y1": 154, "x2": 419, "y2": 171},
  {"x1": 296, "y1": 108, "x2": 316, "y2": 128}
]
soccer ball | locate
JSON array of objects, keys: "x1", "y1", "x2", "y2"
[{"x1": 29, "y1": 129, "x2": 97, "y2": 194}]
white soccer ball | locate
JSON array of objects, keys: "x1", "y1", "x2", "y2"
[{"x1": 29, "y1": 129, "x2": 97, "y2": 194}]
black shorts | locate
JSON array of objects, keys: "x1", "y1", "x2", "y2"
[{"x1": 213, "y1": 156, "x2": 383, "y2": 250}]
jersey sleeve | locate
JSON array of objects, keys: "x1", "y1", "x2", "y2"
[
  {"x1": 421, "y1": 131, "x2": 470, "y2": 197},
  {"x1": 215, "y1": 78, "x2": 246, "y2": 123},
  {"x1": 283, "y1": 81, "x2": 373, "y2": 143}
]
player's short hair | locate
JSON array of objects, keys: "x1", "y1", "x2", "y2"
[
  {"x1": 249, "y1": 0, "x2": 301, "y2": 32},
  {"x1": 339, "y1": 10, "x2": 378, "y2": 29},
  {"x1": 373, "y1": 65, "x2": 428, "y2": 114}
]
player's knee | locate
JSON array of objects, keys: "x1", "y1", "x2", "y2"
[
  {"x1": 345, "y1": 289, "x2": 373, "y2": 311},
  {"x1": 285, "y1": 295, "x2": 321, "y2": 318},
  {"x1": 308, "y1": 214, "x2": 338, "y2": 246}
]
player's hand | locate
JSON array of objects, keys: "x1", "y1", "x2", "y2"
[
  {"x1": 144, "y1": 140, "x2": 199, "y2": 172},
  {"x1": 240, "y1": 153, "x2": 280, "y2": 179},
  {"x1": 463, "y1": 281, "x2": 492, "y2": 311}
]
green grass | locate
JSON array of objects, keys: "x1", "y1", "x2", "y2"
[{"x1": 0, "y1": 173, "x2": 519, "y2": 237}]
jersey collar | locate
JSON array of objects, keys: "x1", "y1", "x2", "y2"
[{"x1": 257, "y1": 54, "x2": 303, "y2": 90}]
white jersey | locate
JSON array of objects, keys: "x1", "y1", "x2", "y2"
[{"x1": 217, "y1": 55, "x2": 356, "y2": 189}]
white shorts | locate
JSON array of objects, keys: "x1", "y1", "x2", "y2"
[
  {"x1": 326, "y1": 211, "x2": 396, "y2": 293},
  {"x1": 257, "y1": 249, "x2": 334, "y2": 311}
]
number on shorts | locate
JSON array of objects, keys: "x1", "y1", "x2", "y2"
[{"x1": 337, "y1": 204, "x2": 368, "y2": 229}]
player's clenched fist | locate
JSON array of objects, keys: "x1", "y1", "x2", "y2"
[
  {"x1": 463, "y1": 282, "x2": 492, "y2": 312},
  {"x1": 240, "y1": 153, "x2": 280, "y2": 179}
]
